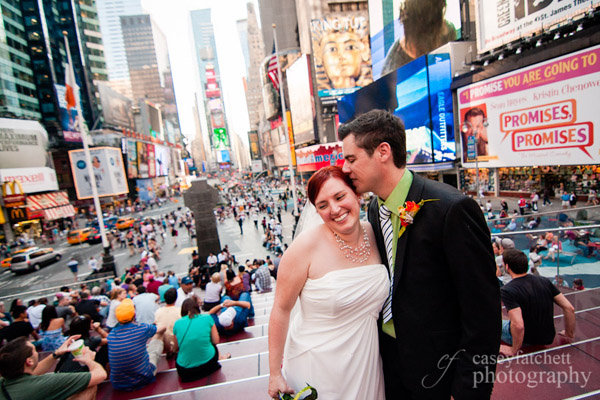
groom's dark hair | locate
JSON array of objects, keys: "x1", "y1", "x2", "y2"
[{"x1": 338, "y1": 109, "x2": 406, "y2": 168}]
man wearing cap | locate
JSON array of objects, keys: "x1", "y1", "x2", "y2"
[
  {"x1": 0, "y1": 335, "x2": 106, "y2": 400},
  {"x1": 208, "y1": 293, "x2": 253, "y2": 336},
  {"x1": 107, "y1": 299, "x2": 166, "y2": 391},
  {"x1": 175, "y1": 276, "x2": 194, "y2": 307}
]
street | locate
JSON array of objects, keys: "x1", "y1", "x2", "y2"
[{"x1": 0, "y1": 196, "x2": 296, "y2": 301}]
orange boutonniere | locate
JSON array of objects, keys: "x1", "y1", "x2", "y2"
[{"x1": 397, "y1": 199, "x2": 439, "y2": 238}]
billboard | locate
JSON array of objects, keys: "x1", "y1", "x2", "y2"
[
  {"x1": 368, "y1": 0, "x2": 461, "y2": 80},
  {"x1": 137, "y1": 142, "x2": 149, "y2": 178},
  {"x1": 147, "y1": 143, "x2": 156, "y2": 178},
  {"x1": 98, "y1": 83, "x2": 134, "y2": 128},
  {"x1": 55, "y1": 84, "x2": 83, "y2": 142},
  {"x1": 310, "y1": 11, "x2": 373, "y2": 98},
  {"x1": 217, "y1": 150, "x2": 230, "y2": 163},
  {"x1": 248, "y1": 131, "x2": 260, "y2": 160},
  {"x1": 287, "y1": 55, "x2": 316, "y2": 145},
  {"x1": 0, "y1": 168, "x2": 58, "y2": 193},
  {"x1": 154, "y1": 145, "x2": 171, "y2": 176},
  {"x1": 148, "y1": 104, "x2": 162, "y2": 140},
  {"x1": 136, "y1": 178, "x2": 154, "y2": 202},
  {"x1": 296, "y1": 142, "x2": 345, "y2": 172},
  {"x1": 476, "y1": 0, "x2": 600, "y2": 54},
  {"x1": 0, "y1": 119, "x2": 52, "y2": 169},
  {"x1": 457, "y1": 44, "x2": 600, "y2": 168},
  {"x1": 126, "y1": 140, "x2": 138, "y2": 178},
  {"x1": 338, "y1": 53, "x2": 455, "y2": 164},
  {"x1": 68, "y1": 147, "x2": 128, "y2": 199},
  {"x1": 213, "y1": 128, "x2": 229, "y2": 149}
]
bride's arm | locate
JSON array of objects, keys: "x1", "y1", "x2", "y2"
[{"x1": 268, "y1": 233, "x2": 311, "y2": 398}]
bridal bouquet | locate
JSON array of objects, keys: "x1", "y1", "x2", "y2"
[{"x1": 280, "y1": 384, "x2": 318, "y2": 400}]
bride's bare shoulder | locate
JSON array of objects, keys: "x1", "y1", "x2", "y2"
[{"x1": 289, "y1": 224, "x2": 328, "y2": 252}]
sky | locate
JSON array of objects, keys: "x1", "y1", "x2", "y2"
[{"x1": 142, "y1": 0, "x2": 258, "y2": 148}]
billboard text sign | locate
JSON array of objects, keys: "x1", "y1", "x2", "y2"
[{"x1": 457, "y1": 45, "x2": 600, "y2": 168}]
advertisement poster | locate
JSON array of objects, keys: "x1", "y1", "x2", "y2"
[
  {"x1": 0, "y1": 119, "x2": 53, "y2": 169},
  {"x1": 147, "y1": 143, "x2": 156, "y2": 178},
  {"x1": 476, "y1": 0, "x2": 599, "y2": 54},
  {"x1": 310, "y1": 11, "x2": 373, "y2": 98},
  {"x1": 338, "y1": 54, "x2": 455, "y2": 165},
  {"x1": 68, "y1": 147, "x2": 128, "y2": 199},
  {"x1": 127, "y1": 140, "x2": 138, "y2": 178},
  {"x1": 98, "y1": 83, "x2": 134, "y2": 128},
  {"x1": 154, "y1": 145, "x2": 171, "y2": 177},
  {"x1": 457, "y1": 44, "x2": 600, "y2": 168},
  {"x1": 368, "y1": 0, "x2": 461, "y2": 80},
  {"x1": 287, "y1": 55, "x2": 316, "y2": 145},
  {"x1": 136, "y1": 178, "x2": 154, "y2": 202},
  {"x1": 54, "y1": 84, "x2": 83, "y2": 142},
  {"x1": 137, "y1": 142, "x2": 149, "y2": 178},
  {"x1": 248, "y1": 131, "x2": 261, "y2": 160},
  {"x1": 296, "y1": 142, "x2": 345, "y2": 172}
]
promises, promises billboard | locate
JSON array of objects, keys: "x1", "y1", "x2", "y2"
[{"x1": 457, "y1": 44, "x2": 600, "y2": 168}]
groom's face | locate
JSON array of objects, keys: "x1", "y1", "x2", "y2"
[{"x1": 342, "y1": 134, "x2": 378, "y2": 194}]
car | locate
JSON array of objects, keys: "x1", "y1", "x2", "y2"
[
  {"x1": 86, "y1": 228, "x2": 102, "y2": 244},
  {"x1": 10, "y1": 247, "x2": 62, "y2": 273},
  {"x1": 67, "y1": 228, "x2": 96, "y2": 245},
  {"x1": 116, "y1": 217, "x2": 135, "y2": 230},
  {"x1": 1, "y1": 247, "x2": 39, "y2": 268}
]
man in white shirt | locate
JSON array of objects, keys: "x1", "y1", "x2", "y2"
[
  {"x1": 132, "y1": 286, "x2": 159, "y2": 325},
  {"x1": 207, "y1": 252, "x2": 218, "y2": 267},
  {"x1": 27, "y1": 298, "x2": 47, "y2": 330},
  {"x1": 88, "y1": 256, "x2": 99, "y2": 272},
  {"x1": 175, "y1": 276, "x2": 195, "y2": 307},
  {"x1": 217, "y1": 250, "x2": 228, "y2": 264}
]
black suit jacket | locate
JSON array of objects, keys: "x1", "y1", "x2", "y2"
[{"x1": 368, "y1": 173, "x2": 501, "y2": 399}]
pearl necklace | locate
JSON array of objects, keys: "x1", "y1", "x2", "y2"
[{"x1": 333, "y1": 225, "x2": 371, "y2": 263}]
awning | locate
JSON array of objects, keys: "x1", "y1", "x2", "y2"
[
  {"x1": 26, "y1": 191, "x2": 75, "y2": 220},
  {"x1": 43, "y1": 204, "x2": 76, "y2": 221}
]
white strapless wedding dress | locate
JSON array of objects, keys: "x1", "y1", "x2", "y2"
[{"x1": 282, "y1": 264, "x2": 389, "y2": 400}]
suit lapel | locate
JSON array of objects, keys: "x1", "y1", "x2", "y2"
[{"x1": 393, "y1": 173, "x2": 425, "y2": 292}]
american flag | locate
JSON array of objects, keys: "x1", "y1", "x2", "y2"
[{"x1": 267, "y1": 53, "x2": 279, "y2": 91}]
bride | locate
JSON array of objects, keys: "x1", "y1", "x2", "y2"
[{"x1": 268, "y1": 166, "x2": 388, "y2": 399}]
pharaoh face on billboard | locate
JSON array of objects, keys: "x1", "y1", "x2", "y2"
[{"x1": 311, "y1": 12, "x2": 372, "y2": 97}]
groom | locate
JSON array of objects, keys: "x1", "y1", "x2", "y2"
[{"x1": 340, "y1": 110, "x2": 501, "y2": 399}]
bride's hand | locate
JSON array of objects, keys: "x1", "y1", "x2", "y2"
[{"x1": 268, "y1": 373, "x2": 293, "y2": 399}]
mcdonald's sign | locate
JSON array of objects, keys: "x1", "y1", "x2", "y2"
[
  {"x1": 7, "y1": 206, "x2": 26, "y2": 224},
  {"x1": 2, "y1": 180, "x2": 25, "y2": 208}
]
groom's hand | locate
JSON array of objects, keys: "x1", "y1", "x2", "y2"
[{"x1": 268, "y1": 373, "x2": 293, "y2": 399}]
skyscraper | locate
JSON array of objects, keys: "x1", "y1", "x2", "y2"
[
  {"x1": 120, "y1": 14, "x2": 168, "y2": 105},
  {"x1": 19, "y1": 0, "x2": 107, "y2": 144},
  {"x1": 244, "y1": 2, "x2": 265, "y2": 133},
  {"x1": 190, "y1": 8, "x2": 229, "y2": 164},
  {"x1": 0, "y1": 0, "x2": 40, "y2": 120},
  {"x1": 95, "y1": 0, "x2": 143, "y2": 98}
]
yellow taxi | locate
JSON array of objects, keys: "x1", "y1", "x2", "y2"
[
  {"x1": 67, "y1": 228, "x2": 95, "y2": 245},
  {"x1": 116, "y1": 217, "x2": 135, "y2": 230},
  {"x1": 1, "y1": 247, "x2": 38, "y2": 268}
]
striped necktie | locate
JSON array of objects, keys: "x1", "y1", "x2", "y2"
[{"x1": 379, "y1": 204, "x2": 394, "y2": 323}]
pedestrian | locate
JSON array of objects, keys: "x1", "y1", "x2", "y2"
[
  {"x1": 171, "y1": 226, "x2": 178, "y2": 247},
  {"x1": 237, "y1": 214, "x2": 244, "y2": 235},
  {"x1": 531, "y1": 191, "x2": 539, "y2": 212},
  {"x1": 569, "y1": 191, "x2": 578, "y2": 208},
  {"x1": 518, "y1": 196, "x2": 527, "y2": 215},
  {"x1": 88, "y1": 256, "x2": 99, "y2": 273},
  {"x1": 543, "y1": 187, "x2": 552, "y2": 206},
  {"x1": 67, "y1": 257, "x2": 79, "y2": 282}
]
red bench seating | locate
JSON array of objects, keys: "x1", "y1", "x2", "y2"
[{"x1": 97, "y1": 288, "x2": 600, "y2": 400}]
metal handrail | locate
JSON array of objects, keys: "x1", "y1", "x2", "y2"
[
  {"x1": 0, "y1": 273, "x2": 113, "y2": 303},
  {"x1": 487, "y1": 204, "x2": 600, "y2": 223}
]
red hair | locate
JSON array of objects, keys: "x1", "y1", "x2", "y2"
[{"x1": 307, "y1": 166, "x2": 356, "y2": 205}]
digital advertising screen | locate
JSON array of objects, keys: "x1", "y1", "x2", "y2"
[
  {"x1": 338, "y1": 54, "x2": 455, "y2": 165},
  {"x1": 368, "y1": 0, "x2": 461, "y2": 80}
]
